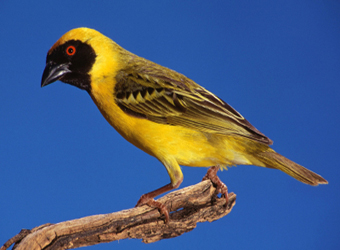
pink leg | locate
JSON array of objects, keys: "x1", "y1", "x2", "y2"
[
  {"x1": 136, "y1": 178, "x2": 182, "y2": 223},
  {"x1": 202, "y1": 166, "x2": 229, "y2": 205}
]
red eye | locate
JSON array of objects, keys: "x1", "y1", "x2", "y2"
[{"x1": 66, "y1": 45, "x2": 76, "y2": 56}]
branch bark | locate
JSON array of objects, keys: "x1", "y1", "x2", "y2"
[{"x1": 1, "y1": 180, "x2": 236, "y2": 250}]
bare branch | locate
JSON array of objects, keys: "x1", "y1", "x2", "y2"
[{"x1": 2, "y1": 180, "x2": 236, "y2": 250}]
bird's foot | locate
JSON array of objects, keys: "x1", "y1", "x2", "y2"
[
  {"x1": 135, "y1": 183, "x2": 175, "y2": 223},
  {"x1": 136, "y1": 195, "x2": 169, "y2": 223},
  {"x1": 202, "y1": 166, "x2": 229, "y2": 206}
]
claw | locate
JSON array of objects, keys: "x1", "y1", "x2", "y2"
[
  {"x1": 202, "y1": 166, "x2": 229, "y2": 206},
  {"x1": 135, "y1": 183, "x2": 175, "y2": 223},
  {"x1": 136, "y1": 197, "x2": 169, "y2": 223}
]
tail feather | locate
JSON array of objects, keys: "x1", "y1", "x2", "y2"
[{"x1": 257, "y1": 151, "x2": 328, "y2": 186}]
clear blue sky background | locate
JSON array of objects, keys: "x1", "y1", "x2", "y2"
[{"x1": 1, "y1": 1, "x2": 339, "y2": 249}]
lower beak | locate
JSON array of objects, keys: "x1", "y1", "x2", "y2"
[{"x1": 41, "y1": 62, "x2": 71, "y2": 87}]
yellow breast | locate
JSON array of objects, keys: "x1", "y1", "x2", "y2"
[{"x1": 90, "y1": 78, "x2": 251, "y2": 168}]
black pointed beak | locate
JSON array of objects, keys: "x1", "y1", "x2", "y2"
[{"x1": 41, "y1": 62, "x2": 71, "y2": 87}]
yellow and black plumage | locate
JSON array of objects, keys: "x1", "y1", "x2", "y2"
[{"x1": 41, "y1": 28, "x2": 327, "y2": 220}]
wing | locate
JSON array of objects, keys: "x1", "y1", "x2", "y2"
[{"x1": 114, "y1": 57, "x2": 273, "y2": 145}]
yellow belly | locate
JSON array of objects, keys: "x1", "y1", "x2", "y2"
[{"x1": 89, "y1": 81, "x2": 252, "y2": 169}]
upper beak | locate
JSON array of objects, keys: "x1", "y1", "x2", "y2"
[{"x1": 41, "y1": 62, "x2": 71, "y2": 87}]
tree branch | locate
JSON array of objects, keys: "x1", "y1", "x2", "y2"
[{"x1": 1, "y1": 180, "x2": 236, "y2": 250}]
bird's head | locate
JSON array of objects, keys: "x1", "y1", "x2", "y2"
[{"x1": 41, "y1": 27, "x2": 121, "y2": 92}]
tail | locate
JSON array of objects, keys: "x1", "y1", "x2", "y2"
[{"x1": 256, "y1": 150, "x2": 328, "y2": 186}]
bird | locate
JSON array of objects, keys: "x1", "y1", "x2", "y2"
[{"x1": 41, "y1": 27, "x2": 327, "y2": 222}]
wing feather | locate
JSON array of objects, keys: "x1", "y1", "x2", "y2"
[{"x1": 114, "y1": 58, "x2": 273, "y2": 145}]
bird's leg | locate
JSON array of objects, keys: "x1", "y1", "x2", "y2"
[
  {"x1": 136, "y1": 161, "x2": 183, "y2": 223},
  {"x1": 202, "y1": 166, "x2": 229, "y2": 206},
  {"x1": 135, "y1": 183, "x2": 176, "y2": 223}
]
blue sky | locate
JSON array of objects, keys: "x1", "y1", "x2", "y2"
[{"x1": 1, "y1": 1, "x2": 339, "y2": 249}]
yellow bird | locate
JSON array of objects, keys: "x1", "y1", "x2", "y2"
[{"x1": 41, "y1": 28, "x2": 327, "y2": 221}]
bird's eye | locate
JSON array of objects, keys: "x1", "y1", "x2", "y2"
[{"x1": 66, "y1": 45, "x2": 76, "y2": 56}]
